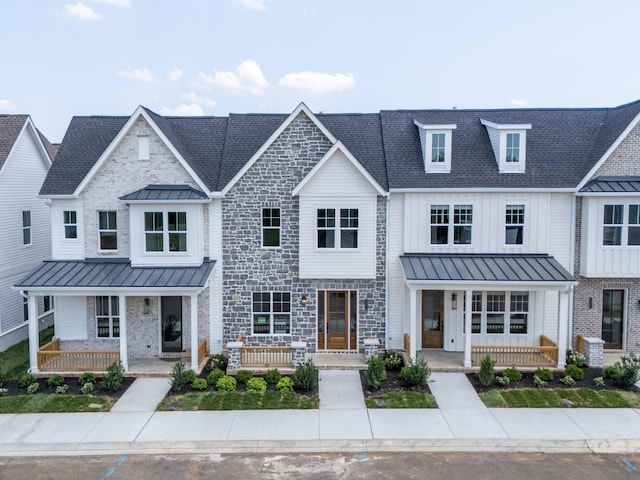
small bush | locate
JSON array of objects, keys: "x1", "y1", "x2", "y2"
[
  {"x1": 477, "y1": 355, "x2": 495, "y2": 387},
  {"x1": 602, "y1": 365, "x2": 618, "y2": 380},
  {"x1": 365, "y1": 355, "x2": 387, "y2": 389},
  {"x1": 191, "y1": 378, "x2": 208, "y2": 391},
  {"x1": 0, "y1": 372, "x2": 4, "y2": 388},
  {"x1": 495, "y1": 375, "x2": 511, "y2": 386},
  {"x1": 276, "y1": 377, "x2": 294, "y2": 392},
  {"x1": 560, "y1": 375, "x2": 576, "y2": 386},
  {"x1": 27, "y1": 382, "x2": 39, "y2": 394},
  {"x1": 209, "y1": 353, "x2": 228, "y2": 372},
  {"x1": 613, "y1": 353, "x2": 640, "y2": 389},
  {"x1": 207, "y1": 368, "x2": 225, "y2": 386},
  {"x1": 185, "y1": 370, "x2": 198, "y2": 384},
  {"x1": 399, "y1": 357, "x2": 431, "y2": 388},
  {"x1": 216, "y1": 375, "x2": 237, "y2": 392},
  {"x1": 246, "y1": 377, "x2": 267, "y2": 392},
  {"x1": 19, "y1": 373, "x2": 37, "y2": 388},
  {"x1": 265, "y1": 369, "x2": 281, "y2": 385},
  {"x1": 533, "y1": 375, "x2": 547, "y2": 388},
  {"x1": 564, "y1": 364, "x2": 584, "y2": 381},
  {"x1": 0, "y1": 388, "x2": 8, "y2": 396},
  {"x1": 236, "y1": 370, "x2": 253, "y2": 384},
  {"x1": 78, "y1": 372, "x2": 96, "y2": 386},
  {"x1": 170, "y1": 362, "x2": 191, "y2": 392},
  {"x1": 534, "y1": 367, "x2": 553, "y2": 382},
  {"x1": 47, "y1": 374, "x2": 65, "y2": 388},
  {"x1": 502, "y1": 367, "x2": 522, "y2": 382},
  {"x1": 101, "y1": 361, "x2": 124, "y2": 393},
  {"x1": 593, "y1": 376, "x2": 605, "y2": 387},
  {"x1": 383, "y1": 351, "x2": 404, "y2": 371},
  {"x1": 56, "y1": 384, "x2": 69, "y2": 394},
  {"x1": 292, "y1": 360, "x2": 319, "y2": 392},
  {"x1": 566, "y1": 349, "x2": 586, "y2": 367},
  {"x1": 81, "y1": 382, "x2": 95, "y2": 394}
]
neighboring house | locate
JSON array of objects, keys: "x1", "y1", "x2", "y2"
[{"x1": 0, "y1": 115, "x2": 53, "y2": 352}]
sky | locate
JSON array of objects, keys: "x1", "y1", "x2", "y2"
[{"x1": 2, "y1": 0, "x2": 640, "y2": 143}]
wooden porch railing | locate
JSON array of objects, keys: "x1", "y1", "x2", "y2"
[
  {"x1": 240, "y1": 346, "x2": 292, "y2": 367},
  {"x1": 404, "y1": 333, "x2": 410, "y2": 354},
  {"x1": 471, "y1": 335, "x2": 558, "y2": 366},
  {"x1": 576, "y1": 334, "x2": 585, "y2": 354},
  {"x1": 197, "y1": 338, "x2": 208, "y2": 365},
  {"x1": 37, "y1": 339, "x2": 120, "y2": 371}
]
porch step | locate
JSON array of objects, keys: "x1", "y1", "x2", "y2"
[{"x1": 309, "y1": 353, "x2": 367, "y2": 370}]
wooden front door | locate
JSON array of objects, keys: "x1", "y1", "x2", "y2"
[
  {"x1": 602, "y1": 289, "x2": 624, "y2": 349},
  {"x1": 317, "y1": 290, "x2": 357, "y2": 350},
  {"x1": 161, "y1": 296, "x2": 182, "y2": 353},
  {"x1": 422, "y1": 290, "x2": 444, "y2": 348}
]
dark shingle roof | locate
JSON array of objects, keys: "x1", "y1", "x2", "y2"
[
  {"x1": 580, "y1": 176, "x2": 640, "y2": 193},
  {"x1": 0, "y1": 115, "x2": 28, "y2": 170},
  {"x1": 120, "y1": 184, "x2": 208, "y2": 201}
]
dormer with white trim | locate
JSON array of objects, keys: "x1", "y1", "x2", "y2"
[
  {"x1": 481, "y1": 119, "x2": 531, "y2": 173},
  {"x1": 414, "y1": 121, "x2": 456, "y2": 173}
]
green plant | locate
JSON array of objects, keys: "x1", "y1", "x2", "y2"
[
  {"x1": 27, "y1": 382, "x2": 39, "y2": 394},
  {"x1": 19, "y1": 373, "x2": 37, "y2": 388},
  {"x1": 215, "y1": 375, "x2": 237, "y2": 392},
  {"x1": 292, "y1": 360, "x2": 319, "y2": 392},
  {"x1": 533, "y1": 374, "x2": 547, "y2": 388},
  {"x1": 495, "y1": 375, "x2": 511, "y2": 386},
  {"x1": 247, "y1": 377, "x2": 267, "y2": 392},
  {"x1": 602, "y1": 365, "x2": 618, "y2": 380},
  {"x1": 565, "y1": 364, "x2": 584, "y2": 381},
  {"x1": 0, "y1": 388, "x2": 8, "y2": 396},
  {"x1": 615, "y1": 353, "x2": 640, "y2": 389},
  {"x1": 170, "y1": 362, "x2": 191, "y2": 392},
  {"x1": 365, "y1": 355, "x2": 387, "y2": 389},
  {"x1": 566, "y1": 349, "x2": 586, "y2": 367},
  {"x1": 276, "y1": 376, "x2": 295, "y2": 392},
  {"x1": 236, "y1": 370, "x2": 253, "y2": 384},
  {"x1": 265, "y1": 369, "x2": 281, "y2": 385},
  {"x1": 185, "y1": 369, "x2": 197, "y2": 384},
  {"x1": 55, "y1": 384, "x2": 69, "y2": 394},
  {"x1": 593, "y1": 376, "x2": 605, "y2": 387},
  {"x1": 560, "y1": 375, "x2": 576, "y2": 386},
  {"x1": 399, "y1": 357, "x2": 431, "y2": 388},
  {"x1": 207, "y1": 368, "x2": 225, "y2": 386},
  {"x1": 209, "y1": 353, "x2": 228, "y2": 372},
  {"x1": 78, "y1": 372, "x2": 96, "y2": 386},
  {"x1": 477, "y1": 355, "x2": 495, "y2": 387},
  {"x1": 502, "y1": 366, "x2": 522, "y2": 382},
  {"x1": 534, "y1": 367, "x2": 553, "y2": 382},
  {"x1": 191, "y1": 378, "x2": 208, "y2": 390},
  {"x1": 47, "y1": 374, "x2": 65, "y2": 388},
  {"x1": 383, "y1": 351, "x2": 403, "y2": 371},
  {"x1": 101, "y1": 361, "x2": 124, "y2": 393},
  {"x1": 0, "y1": 371, "x2": 4, "y2": 388},
  {"x1": 81, "y1": 382, "x2": 94, "y2": 394}
]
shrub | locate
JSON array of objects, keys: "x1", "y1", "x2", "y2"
[
  {"x1": 495, "y1": 375, "x2": 511, "y2": 387},
  {"x1": 209, "y1": 353, "x2": 228, "y2": 372},
  {"x1": 0, "y1": 388, "x2": 8, "y2": 397},
  {"x1": 19, "y1": 373, "x2": 37, "y2": 388},
  {"x1": 383, "y1": 351, "x2": 403, "y2": 371},
  {"x1": 566, "y1": 349, "x2": 586, "y2": 368},
  {"x1": 477, "y1": 355, "x2": 495, "y2": 387},
  {"x1": 612, "y1": 353, "x2": 640, "y2": 389},
  {"x1": 534, "y1": 367, "x2": 553, "y2": 382},
  {"x1": 602, "y1": 365, "x2": 618, "y2": 380},
  {"x1": 207, "y1": 368, "x2": 225, "y2": 386},
  {"x1": 27, "y1": 382, "x2": 39, "y2": 394},
  {"x1": 191, "y1": 378, "x2": 208, "y2": 391},
  {"x1": 81, "y1": 382, "x2": 95, "y2": 395},
  {"x1": 56, "y1": 384, "x2": 69, "y2": 394},
  {"x1": 236, "y1": 370, "x2": 253, "y2": 384},
  {"x1": 565, "y1": 364, "x2": 584, "y2": 381},
  {"x1": 247, "y1": 377, "x2": 267, "y2": 392},
  {"x1": 47, "y1": 374, "x2": 65, "y2": 388},
  {"x1": 78, "y1": 372, "x2": 96, "y2": 386},
  {"x1": 0, "y1": 371, "x2": 4, "y2": 388},
  {"x1": 276, "y1": 376, "x2": 295, "y2": 392},
  {"x1": 502, "y1": 366, "x2": 522, "y2": 382},
  {"x1": 292, "y1": 360, "x2": 319, "y2": 392},
  {"x1": 185, "y1": 369, "x2": 198, "y2": 384},
  {"x1": 560, "y1": 375, "x2": 576, "y2": 386},
  {"x1": 265, "y1": 369, "x2": 281, "y2": 385},
  {"x1": 593, "y1": 376, "x2": 605, "y2": 387},
  {"x1": 216, "y1": 375, "x2": 237, "y2": 392},
  {"x1": 365, "y1": 355, "x2": 387, "y2": 389},
  {"x1": 399, "y1": 357, "x2": 431, "y2": 388},
  {"x1": 101, "y1": 361, "x2": 124, "y2": 393},
  {"x1": 170, "y1": 362, "x2": 191, "y2": 392},
  {"x1": 533, "y1": 375, "x2": 547, "y2": 388}
]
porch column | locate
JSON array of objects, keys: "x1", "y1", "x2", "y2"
[
  {"x1": 409, "y1": 287, "x2": 418, "y2": 360},
  {"x1": 27, "y1": 294, "x2": 39, "y2": 373},
  {"x1": 190, "y1": 294, "x2": 198, "y2": 371},
  {"x1": 557, "y1": 289, "x2": 569, "y2": 368},
  {"x1": 464, "y1": 288, "x2": 473, "y2": 367},
  {"x1": 119, "y1": 295, "x2": 128, "y2": 372}
]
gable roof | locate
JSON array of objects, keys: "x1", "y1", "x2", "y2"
[{"x1": 0, "y1": 115, "x2": 29, "y2": 170}]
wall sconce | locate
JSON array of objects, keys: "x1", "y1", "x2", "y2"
[
  {"x1": 144, "y1": 297, "x2": 150, "y2": 314},
  {"x1": 588, "y1": 297, "x2": 592, "y2": 309},
  {"x1": 451, "y1": 293, "x2": 457, "y2": 310},
  {"x1": 300, "y1": 295, "x2": 308, "y2": 307}
]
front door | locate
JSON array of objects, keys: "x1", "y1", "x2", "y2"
[
  {"x1": 422, "y1": 290, "x2": 444, "y2": 348},
  {"x1": 602, "y1": 289, "x2": 624, "y2": 349},
  {"x1": 161, "y1": 296, "x2": 182, "y2": 353},
  {"x1": 317, "y1": 290, "x2": 357, "y2": 350}
]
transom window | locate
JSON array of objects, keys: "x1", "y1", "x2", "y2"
[
  {"x1": 252, "y1": 292, "x2": 291, "y2": 335},
  {"x1": 63, "y1": 210, "x2": 77, "y2": 239},
  {"x1": 505, "y1": 133, "x2": 520, "y2": 163},
  {"x1": 505, "y1": 205, "x2": 525, "y2": 245},
  {"x1": 430, "y1": 204, "x2": 472, "y2": 245},
  {"x1": 468, "y1": 291, "x2": 529, "y2": 334},
  {"x1": 144, "y1": 211, "x2": 187, "y2": 252},
  {"x1": 98, "y1": 211, "x2": 117, "y2": 250},
  {"x1": 22, "y1": 210, "x2": 31, "y2": 245},
  {"x1": 317, "y1": 208, "x2": 358, "y2": 249},
  {"x1": 431, "y1": 133, "x2": 446, "y2": 163},
  {"x1": 262, "y1": 208, "x2": 280, "y2": 247},
  {"x1": 96, "y1": 296, "x2": 119, "y2": 338}
]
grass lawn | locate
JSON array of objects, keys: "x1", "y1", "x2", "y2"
[
  {"x1": 158, "y1": 391, "x2": 319, "y2": 411},
  {"x1": 365, "y1": 391, "x2": 438, "y2": 408},
  {"x1": 479, "y1": 388, "x2": 640, "y2": 408},
  {"x1": 0, "y1": 394, "x2": 115, "y2": 413},
  {"x1": 0, "y1": 326, "x2": 54, "y2": 379}
]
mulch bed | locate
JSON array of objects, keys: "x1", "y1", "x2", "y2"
[
  {"x1": 0, "y1": 376, "x2": 135, "y2": 398},
  {"x1": 359, "y1": 368, "x2": 431, "y2": 397}
]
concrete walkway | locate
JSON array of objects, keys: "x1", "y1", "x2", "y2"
[{"x1": 111, "y1": 378, "x2": 171, "y2": 412}]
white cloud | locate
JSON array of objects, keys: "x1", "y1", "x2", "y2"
[
  {"x1": 168, "y1": 67, "x2": 183, "y2": 81},
  {"x1": 117, "y1": 67, "x2": 156, "y2": 82},
  {"x1": 510, "y1": 99, "x2": 527, "y2": 108},
  {"x1": 233, "y1": 0, "x2": 266, "y2": 11},
  {"x1": 179, "y1": 92, "x2": 216, "y2": 108},
  {"x1": 194, "y1": 60, "x2": 270, "y2": 95},
  {"x1": 62, "y1": 2, "x2": 102, "y2": 21},
  {"x1": 0, "y1": 100, "x2": 16, "y2": 111},
  {"x1": 161, "y1": 104, "x2": 204, "y2": 116},
  {"x1": 278, "y1": 71, "x2": 355, "y2": 94},
  {"x1": 92, "y1": 0, "x2": 131, "y2": 6}
]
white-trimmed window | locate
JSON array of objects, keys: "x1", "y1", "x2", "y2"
[
  {"x1": 505, "y1": 204, "x2": 525, "y2": 245},
  {"x1": 63, "y1": 210, "x2": 77, "y2": 239},
  {"x1": 317, "y1": 208, "x2": 358, "y2": 249},
  {"x1": 252, "y1": 292, "x2": 291, "y2": 334},
  {"x1": 430, "y1": 204, "x2": 472, "y2": 245},
  {"x1": 629, "y1": 205, "x2": 640, "y2": 245},
  {"x1": 44, "y1": 296, "x2": 54, "y2": 313},
  {"x1": 22, "y1": 210, "x2": 31, "y2": 245},
  {"x1": 509, "y1": 292, "x2": 529, "y2": 334},
  {"x1": 262, "y1": 208, "x2": 280, "y2": 248},
  {"x1": 23, "y1": 297, "x2": 28, "y2": 322},
  {"x1": 486, "y1": 291, "x2": 505, "y2": 334},
  {"x1": 96, "y1": 296, "x2": 119, "y2": 338},
  {"x1": 471, "y1": 291, "x2": 530, "y2": 335},
  {"x1": 340, "y1": 208, "x2": 358, "y2": 248},
  {"x1": 414, "y1": 121, "x2": 456, "y2": 173},
  {"x1": 603, "y1": 204, "x2": 623, "y2": 246},
  {"x1": 430, "y1": 205, "x2": 449, "y2": 244},
  {"x1": 431, "y1": 133, "x2": 446, "y2": 163},
  {"x1": 505, "y1": 133, "x2": 521, "y2": 163},
  {"x1": 453, "y1": 205, "x2": 472, "y2": 244},
  {"x1": 98, "y1": 210, "x2": 117, "y2": 251},
  {"x1": 144, "y1": 211, "x2": 187, "y2": 252},
  {"x1": 463, "y1": 291, "x2": 482, "y2": 334}
]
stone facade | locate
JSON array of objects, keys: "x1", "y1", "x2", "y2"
[{"x1": 221, "y1": 112, "x2": 386, "y2": 353}]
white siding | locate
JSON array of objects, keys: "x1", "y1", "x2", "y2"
[
  {"x1": 51, "y1": 200, "x2": 85, "y2": 260},
  {"x1": 55, "y1": 296, "x2": 88, "y2": 340},
  {"x1": 387, "y1": 194, "x2": 406, "y2": 349},
  {"x1": 209, "y1": 199, "x2": 223, "y2": 353},
  {"x1": 547, "y1": 193, "x2": 573, "y2": 267}
]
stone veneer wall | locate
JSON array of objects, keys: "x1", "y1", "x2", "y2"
[{"x1": 221, "y1": 113, "x2": 386, "y2": 352}]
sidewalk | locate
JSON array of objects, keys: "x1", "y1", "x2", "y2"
[{"x1": 0, "y1": 372, "x2": 639, "y2": 457}]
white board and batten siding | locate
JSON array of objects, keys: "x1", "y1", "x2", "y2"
[
  {"x1": 55, "y1": 296, "x2": 88, "y2": 340},
  {"x1": 387, "y1": 194, "x2": 406, "y2": 349},
  {"x1": 297, "y1": 150, "x2": 379, "y2": 280},
  {"x1": 51, "y1": 200, "x2": 85, "y2": 260}
]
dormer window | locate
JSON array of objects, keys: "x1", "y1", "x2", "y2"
[
  {"x1": 480, "y1": 120, "x2": 531, "y2": 173},
  {"x1": 414, "y1": 121, "x2": 456, "y2": 173},
  {"x1": 506, "y1": 133, "x2": 520, "y2": 163}
]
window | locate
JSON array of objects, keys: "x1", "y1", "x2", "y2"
[
  {"x1": 96, "y1": 296, "x2": 119, "y2": 338},
  {"x1": 628, "y1": 205, "x2": 640, "y2": 245},
  {"x1": 505, "y1": 205, "x2": 525, "y2": 245},
  {"x1": 63, "y1": 210, "x2": 77, "y2": 239},
  {"x1": 509, "y1": 292, "x2": 529, "y2": 334},
  {"x1": 138, "y1": 135, "x2": 150, "y2": 160},
  {"x1": 430, "y1": 205, "x2": 449, "y2": 244},
  {"x1": 317, "y1": 209, "x2": 335, "y2": 248},
  {"x1": 44, "y1": 296, "x2": 54, "y2": 313},
  {"x1": 430, "y1": 204, "x2": 473, "y2": 245},
  {"x1": 98, "y1": 211, "x2": 117, "y2": 250},
  {"x1": 168, "y1": 212, "x2": 187, "y2": 251},
  {"x1": 23, "y1": 297, "x2": 28, "y2": 322},
  {"x1": 22, "y1": 210, "x2": 31, "y2": 245},
  {"x1": 603, "y1": 204, "x2": 623, "y2": 246},
  {"x1": 414, "y1": 122, "x2": 456, "y2": 173},
  {"x1": 340, "y1": 209, "x2": 358, "y2": 248},
  {"x1": 602, "y1": 289, "x2": 624, "y2": 348},
  {"x1": 469, "y1": 291, "x2": 529, "y2": 335},
  {"x1": 317, "y1": 208, "x2": 358, "y2": 249},
  {"x1": 486, "y1": 291, "x2": 505, "y2": 334},
  {"x1": 505, "y1": 133, "x2": 520, "y2": 162},
  {"x1": 453, "y1": 205, "x2": 472, "y2": 244},
  {"x1": 471, "y1": 291, "x2": 482, "y2": 333},
  {"x1": 144, "y1": 211, "x2": 187, "y2": 253},
  {"x1": 252, "y1": 292, "x2": 291, "y2": 334},
  {"x1": 262, "y1": 208, "x2": 280, "y2": 247},
  {"x1": 431, "y1": 133, "x2": 446, "y2": 163}
]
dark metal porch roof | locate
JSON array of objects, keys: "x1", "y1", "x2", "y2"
[
  {"x1": 580, "y1": 176, "x2": 640, "y2": 193},
  {"x1": 119, "y1": 184, "x2": 208, "y2": 201}
]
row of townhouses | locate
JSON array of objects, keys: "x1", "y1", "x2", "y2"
[{"x1": 6, "y1": 100, "x2": 640, "y2": 373}]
